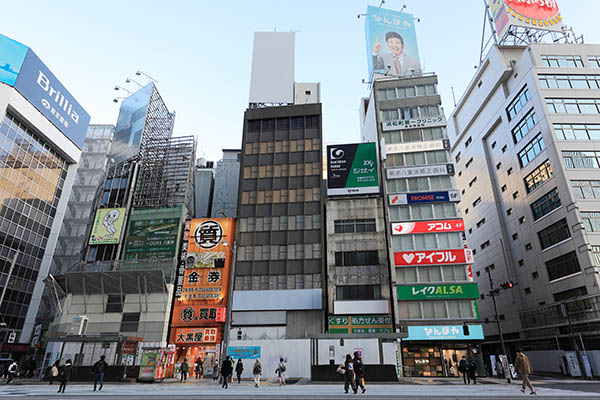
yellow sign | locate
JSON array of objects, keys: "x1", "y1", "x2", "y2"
[{"x1": 89, "y1": 208, "x2": 126, "y2": 245}]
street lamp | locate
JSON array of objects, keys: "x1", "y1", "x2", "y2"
[{"x1": 220, "y1": 240, "x2": 236, "y2": 362}]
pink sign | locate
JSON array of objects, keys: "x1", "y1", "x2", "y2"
[
  {"x1": 391, "y1": 219, "x2": 464, "y2": 235},
  {"x1": 394, "y1": 249, "x2": 474, "y2": 266}
]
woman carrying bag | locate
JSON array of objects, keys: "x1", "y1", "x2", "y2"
[{"x1": 337, "y1": 354, "x2": 357, "y2": 394}]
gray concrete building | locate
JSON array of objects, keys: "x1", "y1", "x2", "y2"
[
  {"x1": 210, "y1": 149, "x2": 240, "y2": 218},
  {"x1": 448, "y1": 43, "x2": 600, "y2": 372},
  {"x1": 193, "y1": 158, "x2": 214, "y2": 218}
]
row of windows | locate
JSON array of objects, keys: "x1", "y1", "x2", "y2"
[
  {"x1": 539, "y1": 74, "x2": 600, "y2": 89},
  {"x1": 553, "y1": 124, "x2": 600, "y2": 141},
  {"x1": 397, "y1": 300, "x2": 476, "y2": 320},
  {"x1": 546, "y1": 98, "x2": 600, "y2": 114},
  {"x1": 563, "y1": 151, "x2": 600, "y2": 169},
  {"x1": 396, "y1": 265, "x2": 469, "y2": 283},
  {"x1": 382, "y1": 127, "x2": 445, "y2": 145},
  {"x1": 546, "y1": 251, "x2": 581, "y2": 281},
  {"x1": 236, "y1": 243, "x2": 322, "y2": 262},
  {"x1": 377, "y1": 83, "x2": 437, "y2": 101},
  {"x1": 524, "y1": 160, "x2": 553, "y2": 194},
  {"x1": 538, "y1": 218, "x2": 571, "y2": 250},
  {"x1": 234, "y1": 273, "x2": 322, "y2": 291},
  {"x1": 380, "y1": 105, "x2": 441, "y2": 122},
  {"x1": 244, "y1": 139, "x2": 321, "y2": 155},
  {"x1": 239, "y1": 215, "x2": 321, "y2": 232},
  {"x1": 512, "y1": 109, "x2": 537, "y2": 144},
  {"x1": 240, "y1": 188, "x2": 320, "y2": 204},
  {"x1": 335, "y1": 251, "x2": 378, "y2": 267},
  {"x1": 243, "y1": 151, "x2": 320, "y2": 167},
  {"x1": 243, "y1": 162, "x2": 321, "y2": 179},
  {"x1": 506, "y1": 85, "x2": 530, "y2": 120},
  {"x1": 337, "y1": 284, "x2": 380, "y2": 300},
  {"x1": 334, "y1": 219, "x2": 376, "y2": 234},
  {"x1": 553, "y1": 286, "x2": 588, "y2": 302},
  {"x1": 392, "y1": 232, "x2": 463, "y2": 251},
  {"x1": 581, "y1": 212, "x2": 600, "y2": 232},
  {"x1": 531, "y1": 188, "x2": 562, "y2": 221},
  {"x1": 247, "y1": 116, "x2": 320, "y2": 132},
  {"x1": 389, "y1": 203, "x2": 457, "y2": 221},
  {"x1": 541, "y1": 55, "x2": 585, "y2": 68},
  {"x1": 385, "y1": 150, "x2": 450, "y2": 168},
  {"x1": 386, "y1": 176, "x2": 453, "y2": 194},
  {"x1": 571, "y1": 180, "x2": 600, "y2": 200},
  {"x1": 518, "y1": 133, "x2": 545, "y2": 168}
]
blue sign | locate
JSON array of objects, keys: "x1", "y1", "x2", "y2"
[
  {"x1": 0, "y1": 34, "x2": 28, "y2": 86},
  {"x1": 404, "y1": 325, "x2": 484, "y2": 341},
  {"x1": 228, "y1": 346, "x2": 261, "y2": 359}
]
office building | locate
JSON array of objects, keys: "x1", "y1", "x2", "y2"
[
  {"x1": 193, "y1": 158, "x2": 214, "y2": 218},
  {"x1": 210, "y1": 149, "x2": 240, "y2": 218}
]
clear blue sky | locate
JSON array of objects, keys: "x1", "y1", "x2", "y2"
[{"x1": 4, "y1": 1, "x2": 599, "y2": 161}]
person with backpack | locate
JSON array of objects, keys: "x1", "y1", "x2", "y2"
[
  {"x1": 235, "y1": 359, "x2": 244, "y2": 384},
  {"x1": 49, "y1": 361, "x2": 59, "y2": 385},
  {"x1": 252, "y1": 359, "x2": 262, "y2": 388},
  {"x1": 179, "y1": 358, "x2": 189, "y2": 382},
  {"x1": 339, "y1": 354, "x2": 357, "y2": 394},
  {"x1": 353, "y1": 351, "x2": 366, "y2": 393},
  {"x1": 58, "y1": 359, "x2": 72, "y2": 393},
  {"x1": 6, "y1": 361, "x2": 18, "y2": 384},
  {"x1": 91, "y1": 355, "x2": 109, "y2": 391},
  {"x1": 276, "y1": 357, "x2": 286, "y2": 386},
  {"x1": 458, "y1": 356, "x2": 470, "y2": 384},
  {"x1": 220, "y1": 356, "x2": 233, "y2": 389}
]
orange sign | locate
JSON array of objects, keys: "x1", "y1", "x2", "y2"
[
  {"x1": 174, "y1": 327, "x2": 219, "y2": 344},
  {"x1": 171, "y1": 305, "x2": 226, "y2": 325}
]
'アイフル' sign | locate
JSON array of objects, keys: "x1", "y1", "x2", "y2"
[{"x1": 394, "y1": 248, "x2": 474, "y2": 266}]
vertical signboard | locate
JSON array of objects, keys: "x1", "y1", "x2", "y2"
[
  {"x1": 327, "y1": 143, "x2": 379, "y2": 196},
  {"x1": 365, "y1": 6, "x2": 421, "y2": 79},
  {"x1": 89, "y1": 208, "x2": 127, "y2": 245}
]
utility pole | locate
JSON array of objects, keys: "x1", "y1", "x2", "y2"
[
  {"x1": 221, "y1": 240, "x2": 237, "y2": 363},
  {"x1": 485, "y1": 266, "x2": 511, "y2": 383}
]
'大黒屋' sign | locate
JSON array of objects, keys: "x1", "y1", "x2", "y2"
[
  {"x1": 392, "y1": 219, "x2": 464, "y2": 235},
  {"x1": 388, "y1": 190, "x2": 460, "y2": 206},
  {"x1": 394, "y1": 248, "x2": 474, "y2": 267},
  {"x1": 174, "y1": 327, "x2": 219, "y2": 344},
  {"x1": 397, "y1": 283, "x2": 479, "y2": 300}
]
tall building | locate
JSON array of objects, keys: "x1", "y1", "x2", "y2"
[
  {"x1": 448, "y1": 42, "x2": 600, "y2": 369},
  {"x1": 210, "y1": 149, "x2": 240, "y2": 218},
  {"x1": 193, "y1": 158, "x2": 214, "y2": 218},
  {"x1": 0, "y1": 33, "x2": 90, "y2": 356}
]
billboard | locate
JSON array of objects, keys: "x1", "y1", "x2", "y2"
[
  {"x1": 392, "y1": 219, "x2": 465, "y2": 235},
  {"x1": 404, "y1": 325, "x2": 484, "y2": 341},
  {"x1": 397, "y1": 283, "x2": 479, "y2": 300},
  {"x1": 228, "y1": 346, "x2": 261, "y2": 359},
  {"x1": 365, "y1": 6, "x2": 421, "y2": 78},
  {"x1": 389, "y1": 190, "x2": 460, "y2": 206},
  {"x1": 489, "y1": 0, "x2": 562, "y2": 40},
  {"x1": 328, "y1": 315, "x2": 393, "y2": 334},
  {"x1": 89, "y1": 208, "x2": 126, "y2": 245},
  {"x1": 382, "y1": 116, "x2": 446, "y2": 132},
  {"x1": 122, "y1": 209, "x2": 182, "y2": 260},
  {"x1": 386, "y1": 139, "x2": 450, "y2": 155},
  {"x1": 327, "y1": 143, "x2": 379, "y2": 196},
  {"x1": 386, "y1": 164, "x2": 454, "y2": 180},
  {"x1": 394, "y1": 248, "x2": 474, "y2": 267},
  {"x1": 249, "y1": 32, "x2": 295, "y2": 104},
  {"x1": 0, "y1": 33, "x2": 90, "y2": 149}
]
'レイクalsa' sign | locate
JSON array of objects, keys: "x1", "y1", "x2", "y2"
[{"x1": 397, "y1": 283, "x2": 479, "y2": 300}]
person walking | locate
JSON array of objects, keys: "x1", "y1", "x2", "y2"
[
  {"x1": 353, "y1": 351, "x2": 366, "y2": 393},
  {"x1": 6, "y1": 361, "x2": 18, "y2": 384},
  {"x1": 252, "y1": 359, "x2": 262, "y2": 388},
  {"x1": 514, "y1": 349, "x2": 536, "y2": 395},
  {"x1": 49, "y1": 361, "x2": 59, "y2": 385},
  {"x1": 496, "y1": 358, "x2": 504, "y2": 378},
  {"x1": 458, "y1": 356, "x2": 470, "y2": 384},
  {"x1": 229, "y1": 357, "x2": 235, "y2": 383},
  {"x1": 212, "y1": 360, "x2": 219, "y2": 381},
  {"x1": 195, "y1": 357, "x2": 203, "y2": 379},
  {"x1": 468, "y1": 357, "x2": 477, "y2": 384},
  {"x1": 220, "y1": 356, "x2": 233, "y2": 389},
  {"x1": 91, "y1": 355, "x2": 109, "y2": 391},
  {"x1": 179, "y1": 358, "x2": 189, "y2": 382},
  {"x1": 235, "y1": 359, "x2": 244, "y2": 384},
  {"x1": 58, "y1": 359, "x2": 72, "y2": 393},
  {"x1": 342, "y1": 354, "x2": 357, "y2": 394}
]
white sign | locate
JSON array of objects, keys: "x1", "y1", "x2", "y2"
[
  {"x1": 7, "y1": 331, "x2": 16, "y2": 343},
  {"x1": 386, "y1": 139, "x2": 450, "y2": 155},
  {"x1": 382, "y1": 116, "x2": 447, "y2": 131},
  {"x1": 386, "y1": 164, "x2": 454, "y2": 180},
  {"x1": 388, "y1": 190, "x2": 460, "y2": 206}
]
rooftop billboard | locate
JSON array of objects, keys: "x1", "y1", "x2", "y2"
[
  {"x1": 365, "y1": 6, "x2": 421, "y2": 79},
  {"x1": 327, "y1": 143, "x2": 379, "y2": 196},
  {"x1": 489, "y1": 0, "x2": 562, "y2": 40}
]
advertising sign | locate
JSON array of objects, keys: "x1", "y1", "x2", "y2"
[
  {"x1": 228, "y1": 346, "x2": 261, "y2": 359},
  {"x1": 389, "y1": 190, "x2": 460, "y2": 206},
  {"x1": 123, "y1": 211, "x2": 181, "y2": 260},
  {"x1": 174, "y1": 327, "x2": 219, "y2": 344},
  {"x1": 392, "y1": 219, "x2": 464, "y2": 235},
  {"x1": 327, "y1": 143, "x2": 379, "y2": 196},
  {"x1": 0, "y1": 34, "x2": 28, "y2": 86},
  {"x1": 382, "y1": 116, "x2": 446, "y2": 132},
  {"x1": 172, "y1": 305, "x2": 226, "y2": 324},
  {"x1": 386, "y1": 139, "x2": 450, "y2": 155},
  {"x1": 386, "y1": 164, "x2": 454, "y2": 180},
  {"x1": 365, "y1": 6, "x2": 421, "y2": 78},
  {"x1": 394, "y1": 248, "x2": 474, "y2": 267},
  {"x1": 489, "y1": 0, "x2": 562, "y2": 40},
  {"x1": 397, "y1": 283, "x2": 479, "y2": 300},
  {"x1": 175, "y1": 220, "x2": 191, "y2": 299},
  {"x1": 88, "y1": 208, "x2": 126, "y2": 245},
  {"x1": 404, "y1": 325, "x2": 484, "y2": 341},
  {"x1": 328, "y1": 315, "x2": 393, "y2": 334},
  {"x1": 179, "y1": 268, "x2": 227, "y2": 301}
]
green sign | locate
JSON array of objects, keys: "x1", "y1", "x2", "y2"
[
  {"x1": 327, "y1": 143, "x2": 379, "y2": 196},
  {"x1": 122, "y1": 208, "x2": 183, "y2": 260},
  {"x1": 328, "y1": 315, "x2": 392, "y2": 334},
  {"x1": 397, "y1": 283, "x2": 479, "y2": 300}
]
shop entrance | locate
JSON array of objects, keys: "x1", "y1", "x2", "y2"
[
  {"x1": 442, "y1": 348, "x2": 468, "y2": 377},
  {"x1": 175, "y1": 345, "x2": 218, "y2": 377}
]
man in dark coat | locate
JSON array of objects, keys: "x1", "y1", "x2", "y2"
[
  {"x1": 91, "y1": 355, "x2": 109, "y2": 391},
  {"x1": 220, "y1": 356, "x2": 233, "y2": 389},
  {"x1": 353, "y1": 351, "x2": 366, "y2": 393},
  {"x1": 58, "y1": 359, "x2": 72, "y2": 393}
]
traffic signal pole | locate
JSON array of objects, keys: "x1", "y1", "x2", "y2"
[{"x1": 485, "y1": 266, "x2": 511, "y2": 383}]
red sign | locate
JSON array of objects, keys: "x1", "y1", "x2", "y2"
[
  {"x1": 175, "y1": 327, "x2": 219, "y2": 344},
  {"x1": 392, "y1": 219, "x2": 464, "y2": 235},
  {"x1": 505, "y1": 0, "x2": 559, "y2": 21},
  {"x1": 171, "y1": 305, "x2": 226, "y2": 325},
  {"x1": 394, "y1": 249, "x2": 474, "y2": 267}
]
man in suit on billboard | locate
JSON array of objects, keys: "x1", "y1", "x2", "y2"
[{"x1": 372, "y1": 31, "x2": 421, "y2": 77}]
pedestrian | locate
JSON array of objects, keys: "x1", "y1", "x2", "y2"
[
  {"x1": 468, "y1": 357, "x2": 477, "y2": 384},
  {"x1": 91, "y1": 355, "x2": 109, "y2": 391},
  {"x1": 235, "y1": 359, "x2": 244, "y2": 384},
  {"x1": 58, "y1": 359, "x2": 72, "y2": 393},
  {"x1": 496, "y1": 358, "x2": 504, "y2": 378},
  {"x1": 252, "y1": 359, "x2": 262, "y2": 388},
  {"x1": 514, "y1": 348, "x2": 536, "y2": 395},
  {"x1": 276, "y1": 357, "x2": 286, "y2": 386},
  {"x1": 212, "y1": 360, "x2": 219, "y2": 381},
  {"x1": 49, "y1": 361, "x2": 59, "y2": 385},
  {"x1": 179, "y1": 358, "x2": 189, "y2": 382},
  {"x1": 195, "y1": 357, "x2": 202, "y2": 379},
  {"x1": 229, "y1": 357, "x2": 235, "y2": 383},
  {"x1": 6, "y1": 361, "x2": 18, "y2": 384},
  {"x1": 353, "y1": 351, "x2": 366, "y2": 393},
  {"x1": 458, "y1": 356, "x2": 470, "y2": 384},
  {"x1": 220, "y1": 356, "x2": 233, "y2": 389},
  {"x1": 341, "y1": 354, "x2": 357, "y2": 394}
]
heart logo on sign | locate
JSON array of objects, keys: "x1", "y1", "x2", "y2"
[{"x1": 402, "y1": 253, "x2": 415, "y2": 264}]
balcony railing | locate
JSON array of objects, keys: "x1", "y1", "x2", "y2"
[
  {"x1": 519, "y1": 294, "x2": 600, "y2": 330},
  {"x1": 67, "y1": 258, "x2": 178, "y2": 283}
]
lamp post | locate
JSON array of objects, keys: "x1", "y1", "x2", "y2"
[{"x1": 221, "y1": 240, "x2": 236, "y2": 362}]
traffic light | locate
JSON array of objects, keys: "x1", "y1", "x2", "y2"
[
  {"x1": 463, "y1": 323, "x2": 470, "y2": 336},
  {"x1": 500, "y1": 281, "x2": 514, "y2": 290}
]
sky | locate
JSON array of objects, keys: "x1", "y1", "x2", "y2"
[{"x1": 3, "y1": 1, "x2": 600, "y2": 161}]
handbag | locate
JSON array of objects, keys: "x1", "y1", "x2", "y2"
[{"x1": 336, "y1": 364, "x2": 346, "y2": 375}]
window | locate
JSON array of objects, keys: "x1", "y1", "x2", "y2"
[
  {"x1": 472, "y1": 197, "x2": 481, "y2": 207},
  {"x1": 397, "y1": 300, "x2": 475, "y2": 320},
  {"x1": 539, "y1": 74, "x2": 600, "y2": 89},
  {"x1": 553, "y1": 123, "x2": 600, "y2": 140},
  {"x1": 382, "y1": 127, "x2": 445, "y2": 145},
  {"x1": 491, "y1": 141, "x2": 497, "y2": 149},
  {"x1": 593, "y1": 246, "x2": 600, "y2": 267},
  {"x1": 538, "y1": 219, "x2": 571, "y2": 250},
  {"x1": 507, "y1": 167, "x2": 513, "y2": 175},
  {"x1": 546, "y1": 251, "x2": 581, "y2": 281},
  {"x1": 106, "y1": 294, "x2": 125, "y2": 313},
  {"x1": 334, "y1": 219, "x2": 376, "y2": 233},
  {"x1": 501, "y1": 185, "x2": 507, "y2": 192},
  {"x1": 499, "y1": 314, "x2": 505, "y2": 321},
  {"x1": 335, "y1": 251, "x2": 378, "y2": 266},
  {"x1": 506, "y1": 86, "x2": 530, "y2": 120},
  {"x1": 465, "y1": 137, "x2": 473, "y2": 147},
  {"x1": 519, "y1": 216, "x2": 526, "y2": 224},
  {"x1": 502, "y1": 144, "x2": 507, "y2": 153},
  {"x1": 570, "y1": 180, "x2": 600, "y2": 200},
  {"x1": 563, "y1": 151, "x2": 600, "y2": 169},
  {"x1": 481, "y1": 240, "x2": 490, "y2": 249},
  {"x1": 532, "y1": 271, "x2": 539, "y2": 278},
  {"x1": 465, "y1": 208, "x2": 469, "y2": 215},
  {"x1": 518, "y1": 133, "x2": 545, "y2": 168},
  {"x1": 512, "y1": 109, "x2": 537, "y2": 143},
  {"x1": 496, "y1": 162, "x2": 502, "y2": 170},
  {"x1": 465, "y1": 157, "x2": 474, "y2": 168},
  {"x1": 524, "y1": 287, "x2": 531, "y2": 294},
  {"x1": 525, "y1": 243, "x2": 532, "y2": 250},
  {"x1": 336, "y1": 285, "x2": 381, "y2": 300},
  {"x1": 455, "y1": 152, "x2": 461, "y2": 162},
  {"x1": 512, "y1": 233, "x2": 519, "y2": 240},
  {"x1": 518, "y1": 259, "x2": 524, "y2": 266},
  {"x1": 581, "y1": 212, "x2": 600, "y2": 232},
  {"x1": 541, "y1": 55, "x2": 584, "y2": 68},
  {"x1": 469, "y1": 177, "x2": 477, "y2": 187},
  {"x1": 468, "y1": 228, "x2": 472, "y2": 234},
  {"x1": 476, "y1": 218, "x2": 486, "y2": 228},
  {"x1": 553, "y1": 286, "x2": 588, "y2": 302},
  {"x1": 507, "y1": 208, "x2": 512, "y2": 215},
  {"x1": 546, "y1": 98, "x2": 600, "y2": 114},
  {"x1": 524, "y1": 160, "x2": 553, "y2": 193},
  {"x1": 589, "y1": 56, "x2": 600, "y2": 68},
  {"x1": 120, "y1": 313, "x2": 140, "y2": 332},
  {"x1": 513, "y1": 191, "x2": 520, "y2": 199}
]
